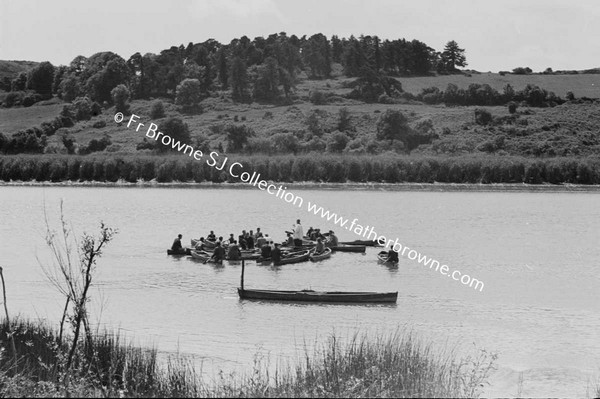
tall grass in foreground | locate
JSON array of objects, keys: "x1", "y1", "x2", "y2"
[{"x1": 0, "y1": 319, "x2": 495, "y2": 398}]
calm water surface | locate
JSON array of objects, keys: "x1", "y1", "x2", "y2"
[{"x1": 1, "y1": 186, "x2": 599, "y2": 397}]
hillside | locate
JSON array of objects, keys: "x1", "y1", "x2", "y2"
[
  {"x1": 20, "y1": 71, "x2": 596, "y2": 159},
  {"x1": 0, "y1": 60, "x2": 38, "y2": 80}
]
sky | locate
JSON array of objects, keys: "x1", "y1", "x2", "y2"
[{"x1": 1, "y1": 0, "x2": 599, "y2": 72}]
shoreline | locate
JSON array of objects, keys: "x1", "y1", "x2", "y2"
[{"x1": 2, "y1": 179, "x2": 600, "y2": 192}]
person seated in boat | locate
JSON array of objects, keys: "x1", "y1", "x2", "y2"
[
  {"x1": 228, "y1": 240, "x2": 241, "y2": 260},
  {"x1": 387, "y1": 249, "x2": 399, "y2": 263},
  {"x1": 228, "y1": 234, "x2": 235, "y2": 244},
  {"x1": 211, "y1": 241, "x2": 226, "y2": 263},
  {"x1": 194, "y1": 237, "x2": 206, "y2": 250},
  {"x1": 292, "y1": 219, "x2": 304, "y2": 247},
  {"x1": 171, "y1": 234, "x2": 183, "y2": 251},
  {"x1": 261, "y1": 242, "x2": 272, "y2": 259},
  {"x1": 239, "y1": 230, "x2": 247, "y2": 250},
  {"x1": 306, "y1": 227, "x2": 314, "y2": 240},
  {"x1": 207, "y1": 231, "x2": 216, "y2": 242},
  {"x1": 315, "y1": 238, "x2": 325, "y2": 254},
  {"x1": 256, "y1": 233, "x2": 266, "y2": 248},
  {"x1": 326, "y1": 231, "x2": 339, "y2": 247},
  {"x1": 264, "y1": 234, "x2": 273, "y2": 247},
  {"x1": 272, "y1": 243, "x2": 282, "y2": 264},
  {"x1": 285, "y1": 232, "x2": 294, "y2": 247},
  {"x1": 246, "y1": 233, "x2": 255, "y2": 250}
]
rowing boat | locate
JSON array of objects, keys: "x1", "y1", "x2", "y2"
[
  {"x1": 167, "y1": 248, "x2": 191, "y2": 255},
  {"x1": 340, "y1": 240, "x2": 382, "y2": 247},
  {"x1": 238, "y1": 288, "x2": 398, "y2": 303},
  {"x1": 275, "y1": 249, "x2": 311, "y2": 265},
  {"x1": 191, "y1": 239, "x2": 217, "y2": 249},
  {"x1": 309, "y1": 247, "x2": 332, "y2": 262},
  {"x1": 329, "y1": 245, "x2": 366, "y2": 253},
  {"x1": 190, "y1": 250, "x2": 223, "y2": 264}
]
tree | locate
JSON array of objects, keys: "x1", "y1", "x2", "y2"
[
  {"x1": 217, "y1": 48, "x2": 229, "y2": 88},
  {"x1": 83, "y1": 52, "x2": 130, "y2": 102},
  {"x1": 149, "y1": 100, "x2": 166, "y2": 119},
  {"x1": 27, "y1": 61, "x2": 55, "y2": 99},
  {"x1": 175, "y1": 78, "x2": 202, "y2": 111},
  {"x1": 158, "y1": 117, "x2": 191, "y2": 152},
  {"x1": 376, "y1": 109, "x2": 411, "y2": 144},
  {"x1": 53, "y1": 65, "x2": 68, "y2": 96},
  {"x1": 110, "y1": 84, "x2": 131, "y2": 114},
  {"x1": 442, "y1": 40, "x2": 467, "y2": 71},
  {"x1": 253, "y1": 56, "x2": 281, "y2": 102},
  {"x1": 326, "y1": 131, "x2": 350, "y2": 153},
  {"x1": 302, "y1": 34, "x2": 331, "y2": 78},
  {"x1": 225, "y1": 124, "x2": 254, "y2": 152},
  {"x1": 11, "y1": 72, "x2": 27, "y2": 91},
  {"x1": 230, "y1": 56, "x2": 249, "y2": 102},
  {"x1": 59, "y1": 75, "x2": 82, "y2": 102},
  {"x1": 40, "y1": 204, "x2": 117, "y2": 386}
]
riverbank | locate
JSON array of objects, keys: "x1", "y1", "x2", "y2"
[
  {"x1": 0, "y1": 319, "x2": 495, "y2": 398},
  {"x1": 2, "y1": 179, "x2": 600, "y2": 192},
  {"x1": 1, "y1": 154, "x2": 600, "y2": 186}
]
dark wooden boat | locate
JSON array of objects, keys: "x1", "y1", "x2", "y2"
[
  {"x1": 377, "y1": 251, "x2": 398, "y2": 264},
  {"x1": 330, "y1": 245, "x2": 366, "y2": 253},
  {"x1": 167, "y1": 248, "x2": 191, "y2": 255},
  {"x1": 341, "y1": 240, "x2": 382, "y2": 247},
  {"x1": 238, "y1": 288, "x2": 397, "y2": 303},
  {"x1": 309, "y1": 247, "x2": 332, "y2": 262},
  {"x1": 275, "y1": 249, "x2": 311, "y2": 265},
  {"x1": 237, "y1": 260, "x2": 397, "y2": 304}
]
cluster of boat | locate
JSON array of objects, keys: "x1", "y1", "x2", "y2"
[{"x1": 166, "y1": 233, "x2": 400, "y2": 303}]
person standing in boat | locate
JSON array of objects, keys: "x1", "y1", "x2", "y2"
[
  {"x1": 272, "y1": 243, "x2": 282, "y2": 264},
  {"x1": 254, "y1": 228, "x2": 261, "y2": 241},
  {"x1": 228, "y1": 240, "x2": 241, "y2": 260},
  {"x1": 228, "y1": 234, "x2": 235, "y2": 244},
  {"x1": 293, "y1": 219, "x2": 303, "y2": 247},
  {"x1": 171, "y1": 234, "x2": 183, "y2": 251},
  {"x1": 211, "y1": 241, "x2": 226, "y2": 263}
]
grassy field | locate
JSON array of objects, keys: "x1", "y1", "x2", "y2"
[
  {"x1": 398, "y1": 72, "x2": 600, "y2": 98},
  {"x1": 0, "y1": 60, "x2": 38, "y2": 81},
  {"x1": 0, "y1": 100, "x2": 64, "y2": 133}
]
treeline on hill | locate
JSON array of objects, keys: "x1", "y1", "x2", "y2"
[
  {"x1": 0, "y1": 34, "x2": 466, "y2": 105},
  {"x1": 1, "y1": 154, "x2": 599, "y2": 184}
]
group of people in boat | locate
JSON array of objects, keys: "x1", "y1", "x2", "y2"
[{"x1": 170, "y1": 219, "x2": 347, "y2": 263}]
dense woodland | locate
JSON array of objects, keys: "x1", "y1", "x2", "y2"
[{"x1": 0, "y1": 33, "x2": 599, "y2": 184}]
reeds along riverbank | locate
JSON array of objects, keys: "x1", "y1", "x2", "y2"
[
  {"x1": 1, "y1": 153, "x2": 599, "y2": 185},
  {"x1": 0, "y1": 319, "x2": 495, "y2": 398}
]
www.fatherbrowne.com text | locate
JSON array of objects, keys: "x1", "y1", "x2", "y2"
[{"x1": 115, "y1": 112, "x2": 485, "y2": 292}]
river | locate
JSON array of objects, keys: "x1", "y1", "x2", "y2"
[{"x1": 1, "y1": 185, "x2": 599, "y2": 397}]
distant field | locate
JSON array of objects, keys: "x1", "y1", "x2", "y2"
[
  {"x1": 0, "y1": 102, "x2": 64, "y2": 134},
  {"x1": 0, "y1": 60, "x2": 38, "y2": 80},
  {"x1": 399, "y1": 73, "x2": 600, "y2": 98}
]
